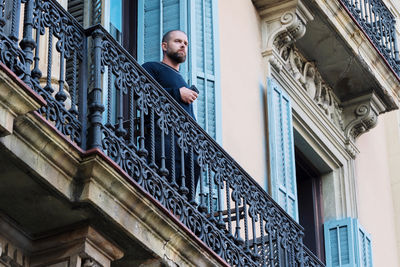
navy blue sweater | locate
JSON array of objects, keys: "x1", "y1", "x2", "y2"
[{"x1": 142, "y1": 62, "x2": 196, "y2": 119}]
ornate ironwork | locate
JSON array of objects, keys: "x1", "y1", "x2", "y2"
[
  {"x1": 0, "y1": 0, "x2": 26, "y2": 79},
  {"x1": 340, "y1": 0, "x2": 400, "y2": 75},
  {"x1": 30, "y1": 0, "x2": 85, "y2": 145},
  {"x1": 0, "y1": 0, "x2": 326, "y2": 266}
]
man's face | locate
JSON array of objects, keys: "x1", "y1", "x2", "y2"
[{"x1": 162, "y1": 31, "x2": 188, "y2": 63}]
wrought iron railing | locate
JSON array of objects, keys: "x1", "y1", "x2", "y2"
[
  {"x1": 0, "y1": 0, "x2": 325, "y2": 266},
  {"x1": 340, "y1": 0, "x2": 400, "y2": 75}
]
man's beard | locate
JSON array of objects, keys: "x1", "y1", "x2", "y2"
[{"x1": 167, "y1": 50, "x2": 186, "y2": 63}]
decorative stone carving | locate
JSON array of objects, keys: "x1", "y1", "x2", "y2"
[
  {"x1": 256, "y1": 0, "x2": 314, "y2": 74},
  {"x1": 342, "y1": 94, "x2": 386, "y2": 143},
  {"x1": 279, "y1": 45, "x2": 345, "y2": 130}
]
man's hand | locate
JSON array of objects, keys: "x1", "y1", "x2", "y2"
[{"x1": 180, "y1": 87, "x2": 198, "y2": 104}]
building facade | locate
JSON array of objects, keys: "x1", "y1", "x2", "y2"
[{"x1": 0, "y1": 0, "x2": 399, "y2": 266}]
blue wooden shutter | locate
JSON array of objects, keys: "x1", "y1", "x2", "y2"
[
  {"x1": 324, "y1": 218, "x2": 356, "y2": 267},
  {"x1": 354, "y1": 220, "x2": 373, "y2": 267},
  {"x1": 324, "y1": 218, "x2": 373, "y2": 267},
  {"x1": 189, "y1": 0, "x2": 219, "y2": 139},
  {"x1": 267, "y1": 78, "x2": 298, "y2": 220}
]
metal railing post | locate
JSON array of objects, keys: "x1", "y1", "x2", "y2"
[
  {"x1": 20, "y1": 0, "x2": 35, "y2": 87},
  {"x1": 88, "y1": 28, "x2": 105, "y2": 150}
]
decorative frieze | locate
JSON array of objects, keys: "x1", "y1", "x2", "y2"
[
  {"x1": 275, "y1": 44, "x2": 384, "y2": 157},
  {"x1": 278, "y1": 45, "x2": 345, "y2": 131}
]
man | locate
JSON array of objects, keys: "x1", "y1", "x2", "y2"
[
  {"x1": 143, "y1": 30, "x2": 198, "y2": 117},
  {"x1": 142, "y1": 30, "x2": 200, "y2": 201}
]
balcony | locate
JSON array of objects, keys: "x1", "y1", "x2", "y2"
[
  {"x1": 340, "y1": 0, "x2": 400, "y2": 76},
  {"x1": 0, "y1": 0, "x2": 326, "y2": 266}
]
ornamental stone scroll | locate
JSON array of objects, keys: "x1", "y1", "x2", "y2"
[
  {"x1": 253, "y1": 0, "x2": 314, "y2": 72},
  {"x1": 342, "y1": 93, "x2": 386, "y2": 156}
]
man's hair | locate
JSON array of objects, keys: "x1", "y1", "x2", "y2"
[{"x1": 162, "y1": 30, "x2": 187, "y2": 43}]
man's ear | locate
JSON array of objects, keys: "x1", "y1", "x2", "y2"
[{"x1": 161, "y1": 42, "x2": 167, "y2": 52}]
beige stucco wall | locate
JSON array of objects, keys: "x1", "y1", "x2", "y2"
[
  {"x1": 218, "y1": 0, "x2": 268, "y2": 186},
  {"x1": 355, "y1": 112, "x2": 400, "y2": 267},
  {"x1": 384, "y1": 110, "x2": 400, "y2": 265}
]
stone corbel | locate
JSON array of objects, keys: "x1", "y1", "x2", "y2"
[
  {"x1": 254, "y1": 0, "x2": 314, "y2": 72},
  {"x1": 30, "y1": 226, "x2": 123, "y2": 267},
  {"x1": 342, "y1": 93, "x2": 386, "y2": 156}
]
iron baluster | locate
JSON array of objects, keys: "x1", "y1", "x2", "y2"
[
  {"x1": 260, "y1": 215, "x2": 266, "y2": 267},
  {"x1": 32, "y1": 1, "x2": 42, "y2": 82},
  {"x1": 251, "y1": 212, "x2": 258, "y2": 259},
  {"x1": 269, "y1": 230, "x2": 274, "y2": 267},
  {"x1": 115, "y1": 81, "x2": 126, "y2": 137},
  {"x1": 158, "y1": 124, "x2": 168, "y2": 179},
  {"x1": 20, "y1": 0, "x2": 34, "y2": 87},
  {"x1": 87, "y1": 29, "x2": 105, "y2": 149},
  {"x1": 198, "y1": 166, "x2": 207, "y2": 213},
  {"x1": 55, "y1": 34, "x2": 67, "y2": 103},
  {"x1": 170, "y1": 132, "x2": 177, "y2": 189},
  {"x1": 388, "y1": 24, "x2": 394, "y2": 59},
  {"x1": 149, "y1": 108, "x2": 156, "y2": 169},
  {"x1": 226, "y1": 182, "x2": 232, "y2": 238},
  {"x1": 243, "y1": 199, "x2": 249, "y2": 253},
  {"x1": 44, "y1": 26, "x2": 54, "y2": 93},
  {"x1": 128, "y1": 85, "x2": 135, "y2": 149},
  {"x1": 217, "y1": 172, "x2": 224, "y2": 229},
  {"x1": 189, "y1": 147, "x2": 195, "y2": 204},
  {"x1": 105, "y1": 66, "x2": 112, "y2": 127},
  {"x1": 208, "y1": 166, "x2": 214, "y2": 220},
  {"x1": 69, "y1": 51, "x2": 78, "y2": 115},
  {"x1": 9, "y1": 0, "x2": 20, "y2": 42},
  {"x1": 179, "y1": 145, "x2": 188, "y2": 196},
  {"x1": 138, "y1": 100, "x2": 147, "y2": 158},
  {"x1": 78, "y1": 36, "x2": 88, "y2": 150},
  {"x1": 234, "y1": 192, "x2": 244, "y2": 246}
]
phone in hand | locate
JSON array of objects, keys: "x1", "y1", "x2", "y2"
[{"x1": 189, "y1": 85, "x2": 199, "y2": 94}]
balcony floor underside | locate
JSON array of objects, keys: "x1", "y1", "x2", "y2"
[{"x1": 0, "y1": 143, "x2": 157, "y2": 266}]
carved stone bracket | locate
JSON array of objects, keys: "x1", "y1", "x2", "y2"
[
  {"x1": 254, "y1": 0, "x2": 314, "y2": 72},
  {"x1": 30, "y1": 226, "x2": 123, "y2": 267},
  {"x1": 342, "y1": 93, "x2": 386, "y2": 154}
]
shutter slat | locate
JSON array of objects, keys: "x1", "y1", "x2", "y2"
[{"x1": 267, "y1": 78, "x2": 298, "y2": 221}]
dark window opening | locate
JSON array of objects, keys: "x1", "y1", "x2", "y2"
[
  {"x1": 122, "y1": 0, "x2": 138, "y2": 59},
  {"x1": 295, "y1": 149, "x2": 325, "y2": 262}
]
